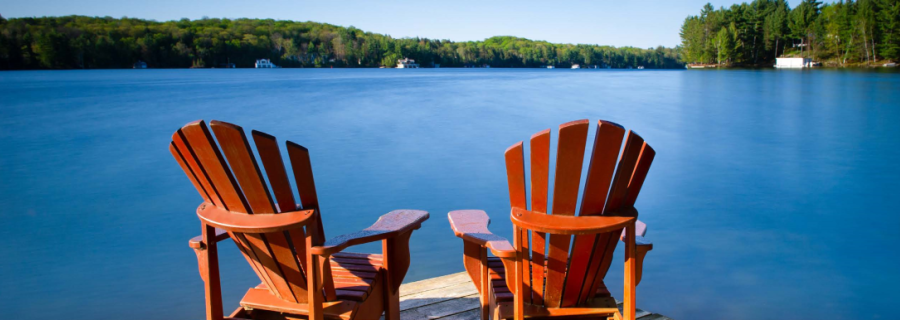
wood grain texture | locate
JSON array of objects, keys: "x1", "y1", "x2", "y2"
[
  {"x1": 447, "y1": 210, "x2": 516, "y2": 258},
  {"x1": 567, "y1": 121, "x2": 625, "y2": 306},
  {"x1": 171, "y1": 120, "x2": 429, "y2": 320},
  {"x1": 529, "y1": 129, "x2": 551, "y2": 306},
  {"x1": 213, "y1": 121, "x2": 310, "y2": 303},
  {"x1": 448, "y1": 119, "x2": 657, "y2": 320},
  {"x1": 240, "y1": 287, "x2": 357, "y2": 320},
  {"x1": 252, "y1": 129, "x2": 310, "y2": 286},
  {"x1": 510, "y1": 207, "x2": 637, "y2": 235},
  {"x1": 197, "y1": 202, "x2": 316, "y2": 233},
  {"x1": 179, "y1": 121, "x2": 279, "y2": 297},
  {"x1": 587, "y1": 131, "x2": 647, "y2": 305},
  {"x1": 311, "y1": 210, "x2": 428, "y2": 256},
  {"x1": 545, "y1": 119, "x2": 590, "y2": 308}
]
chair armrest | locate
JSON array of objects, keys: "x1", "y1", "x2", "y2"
[
  {"x1": 196, "y1": 202, "x2": 316, "y2": 233},
  {"x1": 448, "y1": 210, "x2": 516, "y2": 258},
  {"x1": 189, "y1": 228, "x2": 229, "y2": 249},
  {"x1": 620, "y1": 219, "x2": 652, "y2": 286},
  {"x1": 510, "y1": 207, "x2": 637, "y2": 235},
  {"x1": 310, "y1": 209, "x2": 429, "y2": 256},
  {"x1": 620, "y1": 219, "x2": 653, "y2": 248}
]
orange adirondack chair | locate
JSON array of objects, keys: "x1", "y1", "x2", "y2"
[
  {"x1": 170, "y1": 120, "x2": 429, "y2": 320},
  {"x1": 448, "y1": 119, "x2": 655, "y2": 320}
]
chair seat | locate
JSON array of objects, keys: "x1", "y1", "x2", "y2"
[
  {"x1": 486, "y1": 257, "x2": 610, "y2": 303},
  {"x1": 330, "y1": 252, "x2": 384, "y2": 302},
  {"x1": 249, "y1": 252, "x2": 383, "y2": 304}
]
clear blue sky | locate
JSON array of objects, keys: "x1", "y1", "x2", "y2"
[{"x1": 1, "y1": 0, "x2": 745, "y2": 48}]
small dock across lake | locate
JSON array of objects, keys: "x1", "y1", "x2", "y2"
[{"x1": 391, "y1": 272, "x2": 672, "y2": 319}]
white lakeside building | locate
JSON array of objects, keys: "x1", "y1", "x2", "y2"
[
  {"x1": 397, "y1": 58, "x2": 419, "y2": 68},
  {"x1": 255, "y1": 59, "x2": 279, "y2": 68},
  {"x1": 775, "y1": 57, "x2": 814, "y2": 68}
]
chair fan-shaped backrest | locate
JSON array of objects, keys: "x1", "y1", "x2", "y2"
[
  {"x1": 504, "y1": 119, "x2": 655, "y2": 307},
  {"x1": 169, "y1": 120, "x2": 332, "y2": 304}
]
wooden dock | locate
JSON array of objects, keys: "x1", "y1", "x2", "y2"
[{"x1": 391, "y1": 272, "x2": 672, "y2": 319}]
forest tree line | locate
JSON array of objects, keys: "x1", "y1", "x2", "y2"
[
  {"x1": 680, "y1": 0, "x2": 900, "y2": 66},
  {"x1": 0, "y1": 15, "x2": 683, "y2": 70}
]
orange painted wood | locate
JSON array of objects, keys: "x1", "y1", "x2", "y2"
[
  {"x1": 172, "y1": 120, "x2": 428, "y2": 320},
  {"x1": 463, "y1": 241, "x2": 484, "y2": 295},
  {"x1": 179, "y1": 121, "x2": 280, "y2": 298},
  {"x1": 251, "y1": 129, "x2": 311, "y2": 288},
  {"x1": 201, "y1": 223, "x2": 225, "y2": 320},
  {"x1": 179, "y1": 121, "x2": 247, "y2": 212},
  {"x1": 521, "y1": 304, "x2": 619, "y2": 318},
  {"x1": 170, "y1": 133, "x2": 220, "y2": 206},
  {"x1": 286, "y1": 141, "x2": 336, "y2": 300},
  {"x1": 170, "y1": 143, "x2": 214, "y2": 203},
  {"x1": 623, "y1": 223, "x2": 636, "y2": 320},
  {"x1": 624, "y1": 142, "x2": 656, "y2": 208},
  {"x1": 310, "y1": 210, "x2": 428, "y2": 256},
  {"x1": 189, "y1": 227, "x2": 230, "y2": 249},
  {"x1": 545, "y1": 119, "x2": 589, "y2": 308},
  {"x1": 307, "y1": 233, "x2": 325, "y2": 320},
  {"x1": 449, "y1": 119, "x2": 654, "y2": 320},
  {"x1": 513, "y1": 225, "x2": 525, "y2": 320},
  {"x1": 587, "y1": 131, "x2": 647, "y2": 304},
  {"x1": 528, "y1": 129, "x2": 550, "y2": 305},
  {"x1": 447, "y1": 210, "x2": 516, "y2": 258},
  {"x1": 250, "y1": 130, "x2": 297, "y2": 211},
  {"x1": 564, "y1": 121, "x2": 625, "y2": 306},
  {"x1": 511, "y1": 207, "x2": 636, "y2": 235},
  {"x1": 211, "y1": 121, "x2": 311, "y2": 303},
  {"x1": 240, "y1": 288, "x2": 357, "y2": 320},
  {"x1": 196, "y1": 203, "x2": 316, "y2": 233}
]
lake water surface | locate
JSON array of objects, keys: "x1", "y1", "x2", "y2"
[{"x1": 1, "y1": 69, "x2": 898, "y2": 320}]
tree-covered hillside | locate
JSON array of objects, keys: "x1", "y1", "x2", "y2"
[
  {"x1": 0, "y1": 15, "x2": 683, "y2": 69},
  {"x1": 680, "y1": 0, "x2": 900, "y2": 66}
]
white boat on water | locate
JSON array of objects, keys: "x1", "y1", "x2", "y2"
[
  {"x1": 255, "y1": 59, "x2": 279, "y2": 68},
  {"x1": 637, "y1": 66, "x2": 645, "y2": 69},
  {"x1": 571, "y1": 64, "x2": 581, "y2": 69},
  {"x1": 547, "y1": 65, "x2": 555, "y2": 69},
  {"x1": 884, "y1": 62, "x2": 898, "y2": 67}
]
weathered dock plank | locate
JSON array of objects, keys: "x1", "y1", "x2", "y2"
[{"x1": 393, "y1": 272, "x2": 671, "y2": 319}]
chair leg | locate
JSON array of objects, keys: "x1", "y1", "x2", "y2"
[
  {"x1": 382, "y1": 270, "x2": 400, "y2": 320},
  {"x1": 382, "y1": 238, "x2": 402, "y2": 320},
  {"x1": 513, "y1": 226, "x2": 524, "y2": 320},
  {"x1": 623, "y1": 223, "x2": 636, "y2": 320},
  {"x1": 197, "y1": 224, "x2": 224, "y2": 320}
]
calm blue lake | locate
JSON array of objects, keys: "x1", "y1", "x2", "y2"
[{"x1": 1, "y1": 69, "x2": 898, "y2": 320}]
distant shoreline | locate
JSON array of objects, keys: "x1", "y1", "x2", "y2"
[{"x1": 0, "y1": 16, "x2": 683, "y2": 70}]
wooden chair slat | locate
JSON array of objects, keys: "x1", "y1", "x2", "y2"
[
  {"x1": 585, "y1": 131, "x2": 646, "y2": 302},
  {"x1": 544, "y1": 119, "x2": 590, "y2": 308},
  {"x1": 453, "y1": 119, "x2": 655, "y2": 320},
  {"x1": 173, "y1": 120, "x2": 427, "y2": 320},
  {"x1": 624, "y1": 142, "x2": 656, "y2": 208},
  {"x1": 178, "y1": 121, "x2": 279, "y2": 295},
  {"x1": 528, "y1": 129, "x2": 551, "y2": 306},
  {"x1": 250, "y1": 130, "x2": 298, "y2": 211},
  {"x1": 170, "y1": 143, "x2": 213, "y2": 203},
  {"x1": 252, "y1": 130, "x2": 310, "y2": 280},
  {"x1": 209, "y1": 121, "x2": 275, "y2": 213},
  {"x1": 231, "y1": 231, "x2": 280, "y2": 299},
  {"x1": 564, "y1": 121, "x2": 625, "y2": 306},
  {"x1": 209, "y1": 121, "x2": 308, "y2": 303},
  {"x1": 504, "y1": 141, "x2": 527, "y2": 296},
  {"x1": 171, "y1": 130, "x2": 224, "y2": 208},
  {"x1": 179, "y1": 120, "x2": 248, "y2": 212},
  {"x1": 286, "y1": 141, "x2": 337, "y2": 301}
]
